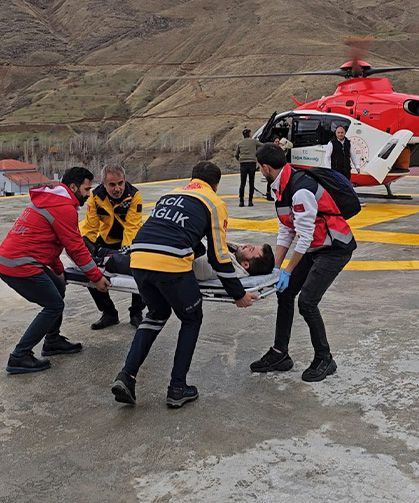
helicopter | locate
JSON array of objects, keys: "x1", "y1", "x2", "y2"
[{"x1": 161, "y1": 39, "x2": 419, "y2": 198}]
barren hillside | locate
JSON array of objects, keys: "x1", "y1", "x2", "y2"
[{"x1": 1, "y1": 0, "x2": 418, "y2": 180}]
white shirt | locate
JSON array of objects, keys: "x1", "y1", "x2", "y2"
[{"x1": 324, "y1": 139, "x2": 360, "y2": 171}]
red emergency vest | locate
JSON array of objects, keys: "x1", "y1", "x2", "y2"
[{"x1": 274, "y1": 164, "x2": 354, "y2": 251}]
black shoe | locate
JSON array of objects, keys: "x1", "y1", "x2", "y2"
[
  {"x1": 266, "y1": 194, "x2": 274, "y2": 201},
  {"x1": 6, "y1": 352, "x2": 51, "y2": 374},
  {"x1": 302, "y1": 355, "x2": 337, "y2": 382},
  {"x1": 166, "y1": 384, "x2": 199, "y2": 408},
  {"x1": 239, "y1": 200, "x2": 244, "y2": 207},
  {"x1": 250, "y1": 347, "x2": 294, "y2": 373},
  {"x1": 91, "y1": 312, "x2": 119, "y2": 330},
  {"x1": 248, "y1": 201, "x2": 254, "y2": 207},
  {"x1": 129, "y1": 313, "x2": 143, "y2": 328},
  {"x1": 111, "y1": 371, "x2": 136, "y2": 404},
  {"x1": 41, "y1": 336, "x2": 82, "y2": 356}
]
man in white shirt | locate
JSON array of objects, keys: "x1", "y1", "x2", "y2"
[
  {"x1": 324, "y1": 126, "x2": 360, "y2": 179},
  {"x1": 193, "y1": 242, "x2": 274, "y2": 280}
]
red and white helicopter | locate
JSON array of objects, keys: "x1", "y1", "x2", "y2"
[{"x1": 170, "y1": 39, "x2": 419, "y2": 198}]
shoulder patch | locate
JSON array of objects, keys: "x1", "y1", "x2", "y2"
[
  {"x1": 184, "y1": 182, "x2": 202, "y2": 190},
  {"x1": 293, "y1": 203, "x2": 305, "y2": 213}
]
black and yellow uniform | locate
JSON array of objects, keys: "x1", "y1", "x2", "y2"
[
  {"x1": 80, "y1": 182, "x2": 142, "y2": 251},
  {"x1": 124, "y1": 179, "x2": 246, "y2": 387},
  {"x1": 80, "y1": 182, "x2": 144, "y2": 328}
]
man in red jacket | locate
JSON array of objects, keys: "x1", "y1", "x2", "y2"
[
  {"x1": 0, "y1": 167, "x2": 110, "y2": 374},
  {"x1": 250, "y1": 143, "x2": 356, "y2": 382}
]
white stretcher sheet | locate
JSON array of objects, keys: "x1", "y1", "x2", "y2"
[{"x1": 64, "y1": 267, "x2": 280, "y2": 303}]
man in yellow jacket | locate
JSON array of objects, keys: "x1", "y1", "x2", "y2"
[{"x1": 80, "y1": 165, "x2": 144, "y2": 329}]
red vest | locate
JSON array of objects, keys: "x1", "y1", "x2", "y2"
[{"x1": 274, "y1": 164, "x2": 354, "y2": 250}]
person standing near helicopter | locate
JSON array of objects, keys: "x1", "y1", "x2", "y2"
[
  {"x1": 235, "y1": 128, "x2": 263, "y2": 207},
  {"x1": 325, "y1": 126, "x2": 360, "y2": 180}
]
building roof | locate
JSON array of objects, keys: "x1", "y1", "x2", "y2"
[
  {"x1": 0, "y1": 159, "x2": 37, "y2": 171},
  {"x1": 3, "y1": 171, "x2": 52, "y2": 186}
]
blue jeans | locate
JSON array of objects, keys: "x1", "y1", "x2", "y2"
[
  {"x1": 274, "y1": 249, "x2": 352, "y2": 358},
  {"x1": 0, "y1": 269, "x2": 65, "y2": 357},
  {"x1": 123, "y1": 269, "x2": 203, "y2": 386}
]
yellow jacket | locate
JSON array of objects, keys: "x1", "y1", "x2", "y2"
[{"x1": 80, "y1": 182, "x2": 142, "y2": 248}]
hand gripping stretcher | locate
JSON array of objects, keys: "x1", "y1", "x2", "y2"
[{"x1": 64, "y1": 267, "x2": 280, "y2": 303}]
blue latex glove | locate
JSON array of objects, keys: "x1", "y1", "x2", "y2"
[{"x1": 276, "y1": 269, "x2": 291, "y2": 292}]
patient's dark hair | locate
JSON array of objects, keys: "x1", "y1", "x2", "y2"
[
  {"x1": 191, "y1": 161, "x2": 222, "y2": 187},
  {"x1": 247, "y1": 244, "x2": 275, "y2": 276},
  {"x1": 62, "y1": 166, "x2": 94, "y2": 187},
  {"x1": 256, "y1": 142, "x2": 286, "y2": 170}
]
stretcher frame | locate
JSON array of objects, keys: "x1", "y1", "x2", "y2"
[{"x1": 64, "y1": 267, "x2": 279, "y2": 303}]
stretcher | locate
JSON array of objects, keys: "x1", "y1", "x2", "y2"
[{"x1": 64, "y1": 267, "x2": 280, "y2": 303}]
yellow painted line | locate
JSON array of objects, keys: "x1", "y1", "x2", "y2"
[
  {"x1": 349, "y1": 203, "x2": 419, "y2": 227},
  {"x1": 354, "y1": 229, "x2": 419, "y2": 246},
  {"x1": 0, "y1": 194, "x2": 28, "y2": 200},
  {"x1": 344, "y1": 260, "x2": 419, "y2": 270}
]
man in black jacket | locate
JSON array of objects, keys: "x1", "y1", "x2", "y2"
[
  {"x1": 324, "y1": 126, "x2": 360, "y2": 180},
  {"x1": 111, "y1": 162, "x2": 258, "y2": 408}
]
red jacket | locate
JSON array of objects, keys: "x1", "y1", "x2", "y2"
[
  {"x1": 0, "y1": 184, "x2": 103, "y2": 281},
  {"x1": 273, "y1": 164, "x2": 355, "y2": 253}
]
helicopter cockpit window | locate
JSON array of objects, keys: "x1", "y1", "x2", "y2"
[{"x1": 292, "y1": 118, "x2": 321, "y2": 147}]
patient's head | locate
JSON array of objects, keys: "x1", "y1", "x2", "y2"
[{"x1": 235, "y1": 243, "x2": 275, "y2": 275}]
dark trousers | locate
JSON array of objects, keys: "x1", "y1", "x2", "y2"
[
  {"x1": 0, "y1": 269, "x2": 65, "y2": 357},
  {"x1": 124, "y1": 269, "x2": 203, "y2": 386},
  {"x1": 239, "y1": 162, "x2": 256, "y2": 202},
  {"x1": 274, "y1": 250, "x2": 352, "y2": 358},
  {"x1": 88, "y1": 288, "x2": 144, "y2": 317}
]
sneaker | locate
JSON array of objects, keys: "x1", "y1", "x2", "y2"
[
  {"x1": 6, "y1": 352, "x2": 51, "y2": 374},
  {"x1": 166, "y1": 384, "x2": 199, "y2": 408},
  {"x1": 91, "y1": 312, "x2": 119, "y2": 330},
  {"x1": 129, "y1": 313, "x2": 143, "y2": 328},
  {"x1": 41, "y1": 336, "x2": 82, "y2": 356},
  {"x1": 239, "y1": 201, "x2": 244, "y2": 207},
  {"x1": 248, "y1": 201, "x2": 254, "y2": 207},
  {"x1": 250, "y1": 347, "x2": 294, "y2": 373},
  {"x1": 302, "y1": 355, "x2": 337, "y2": 382},
  {"x1": 111, "y1": 371, "x2": 136, "y2": 405}
]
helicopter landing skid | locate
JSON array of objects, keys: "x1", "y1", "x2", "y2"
[{"x1": 356, "y1": 183, "x2": 412, "y2": 200}]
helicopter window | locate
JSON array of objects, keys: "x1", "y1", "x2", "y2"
[
  {"x1": 404, "y1": 100, "x2": 419, "y2": 116},
  {"x1": 292, "y1": 119, "x2": 321, "y2": 147},
  {"x1": 377, "y1": 140, "x2": 398, "y2": 160},
  {"x1": 322, "y1": 117, "x2": 351, "y2": 144}
]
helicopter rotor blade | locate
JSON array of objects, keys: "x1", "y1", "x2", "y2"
[
  {"x1": 151, "y1": 69, "x2": 347, "y2": 81},
  {"x1": 364, "y1": 66, "x2": 419, "y2": 76}
]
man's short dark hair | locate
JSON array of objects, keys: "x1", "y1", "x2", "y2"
[
  {"x1": 62, "y1": 167, "x2": 94, "y2": 187},
  {"x1": 247, "y1": 243, "x2": 275, "y2": 276},
  {"x1": 256, "y1": 143, "x2": 286, "y2": 170},
  {"x1": 191, "y1": 161, "x2": 221, "y2": 187},
  {"x1": 242, "y1": 128, "x2": 251, "y2": 138}
]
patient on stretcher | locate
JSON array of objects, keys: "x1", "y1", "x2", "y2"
[
  {"x1": 101, "y1": 241, "x2": 275, "y2": 280},
  {"x1": 193, "y1": 242, "x2": 274, "y2": 280}
]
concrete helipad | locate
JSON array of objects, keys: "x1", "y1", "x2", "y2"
[{"x1": 0, "y1": 172, "x2": 418, "y2": 503}]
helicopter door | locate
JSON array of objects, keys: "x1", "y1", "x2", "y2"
[
  {"x1": 364, "y1": 130, "x2": 413, "y2": 183},
  {"x1": 258, "y1": 112, "x2": 278, "y2": 142},
  {"x1": 290, "y1": 116, "x2": 323, "y2": 167}
]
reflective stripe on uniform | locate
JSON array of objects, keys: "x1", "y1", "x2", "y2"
[
  {"x1": 174, "y1": 190, "x2": 230, "y2": 262},
  {"x1": 78, "y1": 259, "x2": 97, "y2": 272},
  {"x1": 0, "y1": 255, "x2": 41, "y2": 267},
  {"x1": 130, "y1": 243, "x2": 193, "y2": 257},
  {"x1": 28, "y1": 203, "x2": 55, "y2": 224}
]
